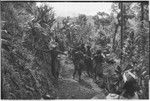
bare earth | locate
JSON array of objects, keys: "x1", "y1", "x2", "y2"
[{"x1": 56, "y1": 55, "x2": 105, "y2": 99}]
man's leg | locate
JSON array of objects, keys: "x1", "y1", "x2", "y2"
[
  {"x1": 73, "y1": 69, "x2": 77, "y2": 79},
  {"x1": 73, "y1": 61, "x2": 78, "y2": 79},
  {"x1": 51, "y1": 60, "x2": 56, "y2": 78},
  {"x1": 78, "y1": 69, "x2": 82, "y2": 81}
]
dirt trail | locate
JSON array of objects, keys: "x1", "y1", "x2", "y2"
[{"x1": 56, "y1": 55, "x2": 105, "y2": 99}]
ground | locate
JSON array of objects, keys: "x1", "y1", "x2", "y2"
[{"x1": 55, "y1": 55, "x2": 106, "y2": 99}]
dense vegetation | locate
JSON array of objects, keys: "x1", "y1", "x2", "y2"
[{"x1": 1, "y1": 1, "x2": 149, "y2": 99}]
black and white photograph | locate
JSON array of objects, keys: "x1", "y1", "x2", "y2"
[{"x1": 1, "y1": 0, "x2": 149, "y2": 99}]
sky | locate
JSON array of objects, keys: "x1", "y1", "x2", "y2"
[{"x1": 36, "y1": 2, "x2": 112, "y2": 17}]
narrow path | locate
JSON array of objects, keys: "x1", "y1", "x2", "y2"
[{"x1": 56, "y1": 55, "x2": 105, "y2": 99}]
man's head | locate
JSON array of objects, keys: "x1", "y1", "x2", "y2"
[
  {"x1": 122, "y1": 69, "x2": 138, "y2": 98},
  {"x1": 49, "y1": 40, "x2": 58, "y2": 50},
  {"x1": 87, "y1": 45, "x2": 91, "y2": 50},
  {"x1": 81, "y1": 44, "x2": 85, "y2": 48},
  {"x1": 96, "y1": 49, "x2": 102, "y2": 55}
]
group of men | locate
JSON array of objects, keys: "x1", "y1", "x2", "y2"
[
  {"x1": 49, "y1": 39, "x2": 107, "y2": 81},
  {"x1": 69, "y1": 43, "x2": 106, "y2": 81}
]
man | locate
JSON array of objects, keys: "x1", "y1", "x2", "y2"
[
  {"x1": 72, "y1": 44, "x2": 85, "y2": 81},
  {"x1": 93, "y1": 49, "x2": 104, "y2": 80},
  {"x1": 106, "y1": 69, "x2": 139, "y2": 99},
  {"x1": 86, "y1": 45, "x2": 92, "y2": 57},
  {"x1": 49, "y1": 40, "x2": 66, "y2": 79},
  {"x1": 80, "y1": 43, "x2": 86, "y2": 54},
  {"x1": 84, "y1": 45, "x2": 93, "y2": 77}
]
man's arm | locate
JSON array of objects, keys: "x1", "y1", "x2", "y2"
[
  {"x1": 55, "y1": 50, "x2": 67, "y2": 55},
  {"x1": 35, "y1": 47, "x2": 51, "y2": 53}
]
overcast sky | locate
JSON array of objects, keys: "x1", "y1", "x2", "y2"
[{"x1": 36, "y1": 2, "x2": 112, "y2": 17}]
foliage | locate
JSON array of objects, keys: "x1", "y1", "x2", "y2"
[
  {"x1": 1, "y1": 2, "x2": 57, "y2": 99},
  {"x1": 103, "y1": 2, "x2": 149, "y2": 99},
  {"x1": 53, "y1": 14, "x2": 94, "y2": 49},
  {"x1": 1, "y1": 1, "x2": 149, "y2": 99}
]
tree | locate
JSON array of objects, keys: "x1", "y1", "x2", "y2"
[
  {"x1": 76, "y1": 14, "x2": 87, "y2": 27},
  {"x1": 1, "y1": 2, "x2": 57, "y2": 99}
]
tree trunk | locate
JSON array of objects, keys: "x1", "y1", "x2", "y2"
[
  {"x1": 120, "y1": 3, "x2": 124, "y2": 66},
  {"x1": 141, "y1": 2, "x2": 144, "y2": 22},
  {"x1": 141, "y1": 2, "x2": 145, "y2": 56},
  {"x1": 112, "y1": 23, "x2": 119, "y2": 52}
]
